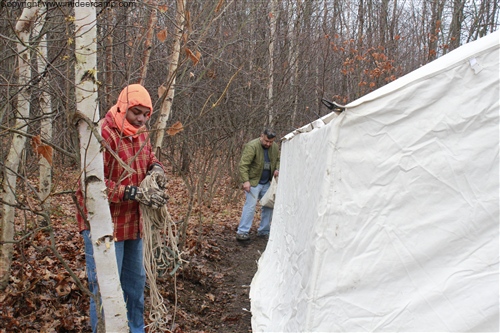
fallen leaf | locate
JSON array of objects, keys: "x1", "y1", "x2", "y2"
[{"x1": 55, "y1": 281, "x2": 71, "y2": 297}]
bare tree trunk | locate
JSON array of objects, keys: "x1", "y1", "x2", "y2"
[
  {"x1": 74, "y1": 4, "x2": 128, "y2": 331},
  {"x1": 153, "y1": 0, "x2": 186, "y2": 155},
  {"x1": 380, "y1": 0, "x2": 389, "y2": 45},
  {"x1": 357, "y1": 0, "x2": 365, "y2": 44},
  {"x1": 0, "y1": 6, "x2": 39, "y2": 290},
  {"x1": 289, "y1": 0, "x2": 301, "y2": 127},
  {"x1": 448, "y1": 0, "x2": 465, "y2": 51},
  {"x1": 138, "y1": 2, "x2": 158, "y2": 85},
  {"x1": 428, "y1": 0, "x2": 446, "y2": 61},
  {"x1": 104, "y1": 10, "x2": 114, "y2": 111},
  {"x1": 33, "y1": 8, "x2": 53, "y2": 219},
  {"x1": 268, "y1": 0, "x2": 278, "y2": 125}
]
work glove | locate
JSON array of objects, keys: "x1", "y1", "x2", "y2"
[
  {"x1": 148, "y1": 164, "x2": 167, "y2": 189},
  {"x1": 124, "y1": 185, "x2": 168, "y2": 209}
]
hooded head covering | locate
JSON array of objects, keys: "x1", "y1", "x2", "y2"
[{"x1": 109, "y1": 84, "x2": 153, "y2": 137}]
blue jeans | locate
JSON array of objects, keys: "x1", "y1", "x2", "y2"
[
  {"x1": 237, "y1": 181, "x2": 273, "y2": 235},
  {"x1": 82, "y1": 230, "x2": 146, "y2": 333}
]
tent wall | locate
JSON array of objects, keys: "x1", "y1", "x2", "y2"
[{"x1": 250, "y1": 32, "x2": 500, "y2": 332}]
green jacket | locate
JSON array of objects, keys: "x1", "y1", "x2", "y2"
[{"x1": 239, "y1": 138, "x2": 280, "y2": 186}]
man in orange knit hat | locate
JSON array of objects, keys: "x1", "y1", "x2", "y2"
[{"x1": 76, "y1": 84, "x2": 168, "y2": 332}]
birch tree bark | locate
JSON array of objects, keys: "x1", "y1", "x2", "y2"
[
  {"x1": 153, "y1": 0, "x2": 186, "y2": 155},
  {"x1": 0, "y1": 5, "x2": 39, "y2": 290},
  {"x1": 33, "y1": 8, "x2": 53, "y2": 217},
  {"x1": 138, "y1": 2, "x2": 157, "y2": 86},
  {"x1": 74, "y1": 4, "x2": 128, "y2": 331}
]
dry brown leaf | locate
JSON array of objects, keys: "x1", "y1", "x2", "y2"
[
  {"x1": 158, "y1": 4, "x2": 168, "y2": 12},
  {"x1": 55, "y1": 282, "x2": 71, "y2": 297},
  {"x1": 31, "y1": 135, "x2": 53, "y2": 166},
  {"x1": 38, "y1": 145, "x2": 53, "y2": 165},
  {"x1": 32, "y1": 134, "x2": 42, "y2": 146},
  {"x1": 157, "y1": 29, "x2": 167, "y2": 42},
  {"x1": 166, "y1": 121, "x2": 184, "y2": 136},
  {"x1": 158, "y1": 84, "x2": 167, "y2": 98},
  {"x1": 185, "y1": 48, "x2": 200, "y2": 66}
]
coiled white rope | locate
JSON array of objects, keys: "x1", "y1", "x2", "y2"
[{"x1": 140, "y1": 174, "x2": 183, "y2": 332}]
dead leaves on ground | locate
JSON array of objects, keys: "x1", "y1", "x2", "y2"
[
  {"x1": 1, "y1": 168, "x2": 247, "y2": 332},
  {"x1": 0, "y1": 212, "x2": 88, "y2": 332}
]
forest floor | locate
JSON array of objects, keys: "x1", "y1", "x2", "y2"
[
  {"x1": 168, "y1": 226, "x2": 268, "y2": 333},
  {"x1": 0, "y1": 167, "x2": 270, "y2": 332}
]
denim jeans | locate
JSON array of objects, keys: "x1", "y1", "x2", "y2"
[
  {"x1": 237, "y1": 181, "x2": 273, "y2": 235},
  {"x1": 82, "y1": 230, "x2": 146, "y2": 333}
]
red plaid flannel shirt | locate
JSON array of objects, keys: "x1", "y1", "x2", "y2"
[{"x1": 76, "y1": 111, "x2": 162, "y2": 241}]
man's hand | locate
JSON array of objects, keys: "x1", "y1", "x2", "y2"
[
  {"x1": 148, "y1": 164, "x2": 167, "y2": 189},
  {"x1": 124, "y1": 185, "x2": 168, "y2": 209},
  {"x1": 242, "y1": 181, "x2": 251, "y2": 192}
]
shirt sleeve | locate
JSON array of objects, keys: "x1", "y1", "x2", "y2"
[
  {"x1": 239, "y1": 142, "x2": 255, "y2": 183},
  {"x1": 102, "y1": 128, "x2": 128, "y2": 203}
]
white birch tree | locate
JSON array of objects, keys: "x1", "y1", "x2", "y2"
[
  {"x1": 153, "y1": 0, "x2": 187, "y2": 154},
  {"x1": 74, "y1": 4, "x2": 128, "y2": 331},
  {"x1": 33, "y1": 8, "x2": 53, "y2": 217},
  {"x1": 138, "y1": 1, "x2": 158, "y2": 86},
  {"x1": 0, "y1": 5, "x2": 39, "y2": 290}
]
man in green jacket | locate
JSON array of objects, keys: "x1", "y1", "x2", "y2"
[{"x1": 236, "y1": 128, "x2": 280, "y2": 241}]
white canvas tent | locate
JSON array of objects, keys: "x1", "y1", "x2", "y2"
[{"x1": 250, "y1": 31, "x2": 500, "y2": 332}]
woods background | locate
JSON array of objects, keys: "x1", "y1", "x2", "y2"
[
  {"x1": 0, "y1": 0, "x2": 499, "y2": 330},
  {"x1": 1, "y1": 0, "x2": 498, "y2": 203}
]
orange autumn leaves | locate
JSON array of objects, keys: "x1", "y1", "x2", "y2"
[
  {"x1": 157, "y1": 29, "x2": 168, "y2": 43},
  {"x1": 31, "y1": 135, "x2": 53, "y2": 166},
  {"x1": 185, "y1": 48, "x2": 201, "y2": 66},
  {"x1": 166, "y1": 121, "x2": 183, "y2": 136},
  {"x1": 156, "y1": 31, "x2": 201, "y2": 66}
]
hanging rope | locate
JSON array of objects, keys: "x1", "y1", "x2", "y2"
[{"x1": 140, "y1": 174, "x2": 183, "y2": 332}]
